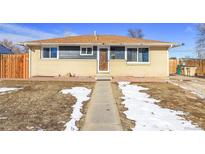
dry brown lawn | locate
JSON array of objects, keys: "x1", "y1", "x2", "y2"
[{"x1": 0, "y1": 80, "x2": 94, "y2": 131}]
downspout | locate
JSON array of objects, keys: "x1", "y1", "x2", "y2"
[
  {"x1": 28, "y1": 47, "x2": 31, "y2": 78},
  {"x1": 167, "y1": 44, "x2": 173, "y2": 77},
  {"x1": 27, "y1": 45, "x2": 33, "y2": 79}
]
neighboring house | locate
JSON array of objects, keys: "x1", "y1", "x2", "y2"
[
  {"x1": 23, "y1": 35, "x2": 177, "y2": 77},
  {"x1": 0, "y1": 44, "x2": 13, "y2": 54}
]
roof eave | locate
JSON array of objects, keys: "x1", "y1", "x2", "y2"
[{"x1": 21, "y1": 42, "x2": 175, "y2": 47}]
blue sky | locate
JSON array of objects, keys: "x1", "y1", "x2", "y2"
[{"x1": 0, "y1": 23, "x2": 198, "y2": 58}]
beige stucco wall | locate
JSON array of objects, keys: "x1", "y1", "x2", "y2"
[
  {"x1": 110, "y1": 46, "x2": 169, "y2": 77},
  {"x1": 30, "y1": 46, "x2": 97, "y2": 76},
  {"x1": 29, "y1": 46, "x2": 169, "y2": 77}
]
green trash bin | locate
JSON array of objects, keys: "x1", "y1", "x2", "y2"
[{"x1": 177, "y1": 65, "x2": 182, "y2": 75}]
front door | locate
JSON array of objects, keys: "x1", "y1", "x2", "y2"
[{"x1": 99, "y1": 48, "x2": 108, "y2": 72}]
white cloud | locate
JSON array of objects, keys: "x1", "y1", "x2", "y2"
[
  {"x1": 0, "y1": 32, "x2": 34, "y2": 42},
  {"x1": 63, "y1": 31, "x2": 77, "y2": 37},
  {"x1": 0, "y1": 23, "x2": 76, "y2": 43}
]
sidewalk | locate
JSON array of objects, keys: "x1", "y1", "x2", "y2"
[{"x1": 82, "y1": 81, "x2": 123, "y2": 131}]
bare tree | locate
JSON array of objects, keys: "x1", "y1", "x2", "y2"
[
  {"x1": 128, "y1": 28, "x2": 144, "y2": 38},
  {"x1": 196, "y1": 24, "x2": 205, "y2": 59},
  {"x1": 0, "y1": 39, "x2": 27, "y2": 53}
]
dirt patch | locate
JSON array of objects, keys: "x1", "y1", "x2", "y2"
[
  {"x1": 0, "y1": 80, "x2": 94, "y2": 131},
  {"x1": 112, "y1": 82, "x2": 205, "y2": 130},
  {"x1": 112, "y1": 83, "x2": 135, "y2": 131}
]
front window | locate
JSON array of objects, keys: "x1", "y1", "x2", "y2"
[
  {"x1": 59, "y1": 46, "x2": 80, "y2": 59},
  {"x1": 42, "y1": 47, "x2": 57, "y2": 58},
  {"x1": 127, "y1": 48, "x2": 149, "y2": 62},
  {"x1": 81, "y1": 48, "x2": 87, "y2": 54},
  {"x1": 51, "y1": 47, "x2": 57, "y2": 58},
  {"x1": 127, "y1": 48, "x2": 137, "y2": 61},
  {"x1": 80, "y1": 47, "x2": 93, "y2": 55},
  {"x1": 87, "y1": 48, "x2": 92, "y2": 54},
  {"x1": 110, "y1": 46, "x2": 125, "y2": 59},
  {"x1": 138, "y1": 48, "x2": 149, "y2": 62},
  {"x1": 43, "y1": 48, "x2": 50, "y2": 58}
]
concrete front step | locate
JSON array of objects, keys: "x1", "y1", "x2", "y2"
[{"x1": 95, "y1": 74, "x2": 112, "y2": 81}]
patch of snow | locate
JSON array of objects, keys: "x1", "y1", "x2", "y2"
[
  {"x1": 118, "y1": 82, "x2": 201, "y2": 131},
  {"x1": 57, "y1": 121, "x2": 66, "y2": 124},
  {"x1": 0, "y1": 117, "x2": 8, "y2": 120},
  {"x1": 26, "y1": 126, "x2": 34, "y2": 130},
  {"x1": 190, "y1": 91, "x2": 204, "y2": 99},
  {"x1": 37, "y1": 128, "x2": 45, "y2": 131},
  {"x1": 61, "y1": 87, "x2": 91, "y2": 131},
  {"x1": 0, "y1": 87, "x2": 21, "y2": 95}
]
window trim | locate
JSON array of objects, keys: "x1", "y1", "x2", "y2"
[
  {"x1": 41, "y1": 46, "x2": 59, "y2": 59},
  {"x1": 126, "y1": 61, "x2": 150, "y2": 65},
  {"x1": 80, "y1": 46, "x2": 94, "y2": 56},
  {"x1": 126, "y1": 47, "x2": 150, "y2": 64}
]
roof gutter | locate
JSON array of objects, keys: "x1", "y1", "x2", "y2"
[
  {"x1": 20, "y1": 42, "x2": 176, "y2": 47},
  {"x1": 169, "y1": 43, "x2": 182, "y2": 49}
]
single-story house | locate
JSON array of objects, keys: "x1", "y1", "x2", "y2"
[
  {"x1": 23, "y1": 35, "x2": 177, "y2": 77},
  {"x1": 0, "y1": 44, "x2": 13, "y2": 54}
]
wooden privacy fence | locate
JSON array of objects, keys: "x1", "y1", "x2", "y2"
[
  {"x1": 0, "y1": 53, "x2": 29, "y2": 79},
  {"x1": 169, "y1": 58, "x2": 205, "y2": 76},
  {"x1": 169, "y1": 58, "x2": 178, "y2": 75}
]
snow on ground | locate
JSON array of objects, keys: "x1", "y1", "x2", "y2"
[
  {"x1": 0, "y1": 87, "x2": 21, "y2": 95},
  {"x1": 61, "y1": 87, "x2": 91, "y2": 131},
  {"x1": 118, "y1": 82, "x2": 201, "y2": 131}
]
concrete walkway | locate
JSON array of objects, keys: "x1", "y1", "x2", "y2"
[{"x1": 82, "y1": 81, "x2": 123, "y2": 131}]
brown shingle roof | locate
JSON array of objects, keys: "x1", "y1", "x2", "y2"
[{"x1": 25, "y1": 35, "x2": 172, "y2": 45}]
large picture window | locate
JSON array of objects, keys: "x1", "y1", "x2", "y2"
[
  {"x1": 58, "y1": 46, "x2": 96, "y2": 59},
  {"x1": 59, "y1": 46, "x2": 80, "y2": 59},
  {"x1": 42, "y1": 47, "x2": 57, "y2": 58},
  {"x1": 110, "y1": 46, "x2": 125, "y2": 59},
  {"x1": 127, "y1": 48, "x2": 149, "y2": 62}
]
